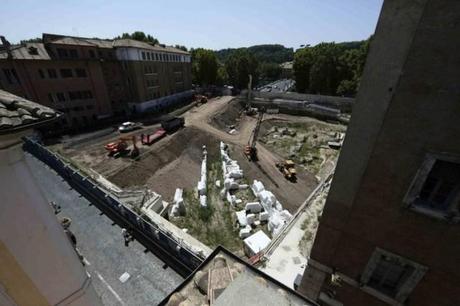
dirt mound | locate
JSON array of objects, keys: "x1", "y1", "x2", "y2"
[
  {"x1": 108, "y1": 127, "x2": 221, "y2": 201},
  {"x1": 211, "y1": 99, "x2": 244, "y2": 131}
]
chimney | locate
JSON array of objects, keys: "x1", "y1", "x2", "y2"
[{"x1": 0, "y1": 36, "x2": 12, "y2": 59}]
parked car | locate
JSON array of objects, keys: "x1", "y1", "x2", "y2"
[{"x1": 118, "y1": 122, "x2": 140, "y2": 133}]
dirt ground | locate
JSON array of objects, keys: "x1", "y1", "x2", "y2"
[
  {"x1": 51, "y1": 97, "x2": 342, "y2": 214},
  {"x1": 109, "y1": 127, "x2": 221, "y2": 202}
]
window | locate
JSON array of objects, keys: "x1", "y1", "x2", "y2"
[
  {"x1": 83, "y1": 90, "x2": 93, "y2": 99},
  {"x1": 405, "y1": 155, "x2": 460, "y2": 220},
  {"x1": 38, "y1": 69, "x2": 45, "y2": 79},
  {"x1": 361, "y1": 248, "x2": 427, "y2": 303},
  {"x1": 48, "y1": 93, "x2": 55, "y2": 103},
  {"x1": 56, "y1": 92, "x2": 66, "y2": 102},
  {"x1": 75, "y1": 68, "x2": 87, "y2": 78},
  {"x1": 368, "y1": 257, "x2": 414, "y2": 297},
  {"x1": 48, "y1": 69, "x2": 57, "y2": 79},
  {"x1": 28, "y1": 46, "x2": 38, "y2": 55},
  {"x1": 2, "y1": 69, "x2": 20, "y2": 84},
  {"x1": 57, "y1": 48, "x2": 68, "y2": 58},
  {"x1": 60, "y1": 68, "x2": 73, "y2": 78},
  {"x1": 142, "y1": 52, "x2": 146, "y2": 60},
  {"x1": 155, "y1": 53, "x2": 159, "y2": 61},
  {"x1": 147, "y1": 52, "x2": 151, "y2": 60},
  {"x1": 89, "y1": 50, "x2": 95, "y2": 58},
  {"x1": 69, "y1": 49, "x2": 78, "y2": 58}
]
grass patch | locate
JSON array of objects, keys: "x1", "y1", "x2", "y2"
[{"x1": 172, "y1": 154, "x2": 242, "y2": 252}]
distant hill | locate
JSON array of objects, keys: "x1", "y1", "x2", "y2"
[{"x1": 215, "y1": 44, "x2": 294, "y2": 64}]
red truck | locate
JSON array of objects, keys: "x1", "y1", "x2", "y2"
[{"x1": 141, "y1": 128, "x2": 166, "y2": 145}]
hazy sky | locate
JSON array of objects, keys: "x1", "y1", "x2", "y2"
[{"x1": 1, "y1": 0, "x2": 383, "y2": 50}]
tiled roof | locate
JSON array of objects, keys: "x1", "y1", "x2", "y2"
[
  {"x1": 112, "y1": 39, "x2": 189, "y2": 54},
  {"x1": 0, "y1": 90, "x2": 58, "y2": 133},
  {"x1": 0, "y1": 43, "x2": 51, "y2": 60}
]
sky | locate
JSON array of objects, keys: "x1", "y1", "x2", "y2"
[{"x1": 1, "y1": 0, "x2": 383, "y2": 50}]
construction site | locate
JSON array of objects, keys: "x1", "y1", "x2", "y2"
[{"x1": 49, "y1": 94, "x2": 348, "y2": 258}]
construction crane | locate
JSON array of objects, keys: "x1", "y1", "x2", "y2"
[
  {"x1": 245, "y1": 74, "x2": 257, "y2": 116},
  {"x1": 244, "y1": 108, "x2": 264, "y2": 161}
]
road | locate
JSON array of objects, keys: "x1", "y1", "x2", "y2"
[
  {"x1": 26, "y1": 153, "x2": 183, "y2": 306},
  {"x1": 258, "y1": 79, "x2": 295, "y2": 93}
]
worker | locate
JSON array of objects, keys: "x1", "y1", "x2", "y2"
[
  {"x1": 122, "y1": 228, "x2": 133, "y2": 247},
  {"x1": 50, "y1": 201, "x2": 61, "y2": 214}
]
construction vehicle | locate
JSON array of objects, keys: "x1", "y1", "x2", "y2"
[
  {"x1": 161, "y1": 117, "x2": 185, "y2": 132},
  {"x1": 141, "y1": 128, "x2": 166, "y2": 145},
  {"x1": 105, "y1": 135, "x2": 139, "y2": 158},
  {"x1": 244, "y1": 108, "x2": 264, "y2": 161},
  {"x1": 275, "y1": 160, "x2": 297, "y2": 181},
  {"x1": 194, "y1": 94, "x2": 208, "y2": 104}
]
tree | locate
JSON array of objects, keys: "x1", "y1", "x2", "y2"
[
  {"x1": 260, "y1": 62, "x2": 282, "y2": 82},
  {"x1": 225, "y1": 50, "x2": 259, "y2": 89},
  {"x1": 293, "y1": 47, "x2": 314, "y2": 93},
  {"x1": 293, "y1": 37, "x2": 371, "y2": 96},
  {"x1": 191, "y1": 49, "x2": 219, "y2": 86},
  {"x1": 115, "y1": 31, "x2": 159, "y2": 45},
  {"x1": 308, "y1": 43, "x2": 344, "y2": 95},
  {"x1": 20, "y1": 37, "x2": 42, "y2": 44},
  {"x1": 174, "y1": 45, "x2": 188, "y2": 52}
]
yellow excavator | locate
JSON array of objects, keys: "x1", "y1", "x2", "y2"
[{"x1": 276, "y1": 160, "x2": 297, "y2": 181}]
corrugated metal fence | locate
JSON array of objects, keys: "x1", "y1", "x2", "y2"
[{"x1": 23, "y1": 137, "x2": 204, "y2": 276}]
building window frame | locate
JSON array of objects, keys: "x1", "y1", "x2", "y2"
[
  {"x1": 361, "y1": 248, "x2": 427, "y2": 303},
  {"x1": 404, "y1": 153, "x2": 460, "y2": 222},
  {"x1": 48, "y1": 69, "x2": 58, "y2": 79},
  {"x1": 75, "y1": 68, "x2": 87, "y2": 78},
  {"x1": 60, "y1": 68, "x2": 73, "y2": 78}
]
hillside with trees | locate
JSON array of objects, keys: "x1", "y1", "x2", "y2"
[{"x1": 216, "y1": 44, "x2": 293, "y2": 64}]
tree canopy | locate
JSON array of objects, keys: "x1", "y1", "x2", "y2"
[
  {"x1": 225, "y1": 49, "x2": 259, "y2": 89},
  {"x1": 293, "y1": 38, "x2": 371, "y2": 96},
  {"x1": 115, "y1": 31, "x2": 159, "y2": 45},
  {"x1": 191, "y1": 49, "x2": 219, "y2": 86},
  {"x1": 216, "y1": 44, "x2": 293, "y2": 64}
]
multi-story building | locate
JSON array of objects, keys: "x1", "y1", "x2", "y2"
[
  {"x1": 0, "y1": 33, "x2": 192, "y2": 130},
  {"x1": 298, "y1": 1, "x2": 460, "y2": 306},
  {"x1": 114, "y1": 39, "x2": 192, "y2": 113}
]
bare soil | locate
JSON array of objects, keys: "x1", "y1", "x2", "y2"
[{"x1": 108, "y1": 127, "x2": 221, "y2": 202}]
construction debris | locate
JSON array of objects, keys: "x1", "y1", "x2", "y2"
[{"x1": 169, "y1": 188, "x2": 186, "y2": 217}]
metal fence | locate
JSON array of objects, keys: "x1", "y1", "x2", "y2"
[{"x1": 23, "y1": 137, "x2": 204, "y2": 276}]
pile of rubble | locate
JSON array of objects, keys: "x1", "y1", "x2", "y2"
[{"x1": 219, "y1": 141, "x2": 248, "y2": 206}]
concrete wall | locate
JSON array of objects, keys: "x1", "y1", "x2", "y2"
[
  {"x1": 242, "y1": 90, "x2": 355, "y2": 113},
  {"x1": 300, "y1": 1, "x2": 460, "y2": 305}
]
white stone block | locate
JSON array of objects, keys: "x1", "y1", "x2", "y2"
[
  {"x1": 246, "y1": 213, "x2": 256, "y2": 225},
  {"x1": 245, "y1": 202, "x2": 262, "y2": 213},
  {"x1": 259, "y1": 212, "x2": 269, "y2": 221}
]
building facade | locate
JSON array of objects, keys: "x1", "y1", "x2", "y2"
[
  {"x1": 0, "y1": 34, "x2": 192, "y2": 130},
  {"x1": 113, "y1": 39, "x2": 192, "y2": 113},
  {"x1": 298, "y1": 1, "x2": 460, "y2": 306}
]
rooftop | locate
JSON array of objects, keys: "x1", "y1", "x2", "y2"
[
  {"x1": 0, "y1": 89, "x2": 58, "y2": 133},
  {"x1": 0, "y1": 34, "x2": 189, "y2": 60},
  {"x1": 160, "y1": 246, "x2": 317, "y2": 306}
]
